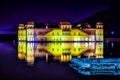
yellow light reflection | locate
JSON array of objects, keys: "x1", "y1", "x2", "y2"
[
  {"x1": 18, "y1": 42, "x2": 26, "y2": 59},
  {"x1": 96, "y1": 43, "x2": 103, "y2": 58},
  {"x1": 18, "y1": 42, "x2": 103, "y2": 63},
  {"x1": 26, "y1": 43, "x2": 35, "y2": 64},
  {"x1": 45, "y1": 43, "x2": 89, "y2": 62}
]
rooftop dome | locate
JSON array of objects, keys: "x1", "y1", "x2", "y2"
[
  {"x1": 59, "y1": 22, "x2": 71, "y2": 25},
  {"x1": 18, "y1": 24, "x2": 24, "y2": 27},
  {"x1": 27, "y1": 21, "x2": 34, "y2": 25}
]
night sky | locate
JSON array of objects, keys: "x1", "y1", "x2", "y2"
[{"x1": 0, "y1": 0, "x2": 120, "y2": 34}]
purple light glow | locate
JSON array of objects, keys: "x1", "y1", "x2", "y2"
[
  {"x1": 0, "y1": 0, "x2": 119, "y2": 34},
  {"x1": 0, "y1": 31, "x2": 17, "y2": 34}
]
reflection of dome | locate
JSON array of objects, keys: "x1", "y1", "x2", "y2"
[
  {"x1": 18, "y1": 53, "x2": 25, "y2": 59},
  {"x1": 96, "y1": 21, "x2": 103, "y2": 25}
]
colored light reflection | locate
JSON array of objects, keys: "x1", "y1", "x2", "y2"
[
  {"x1": 18, "y1": 42, "x2": 103, "y2": 64},
  {"x1": 18, "y1": 42, "x2": 26, "y2": 59},
  {"x1": 69, "y1": 58, "x2": 120, "y2": 75}
]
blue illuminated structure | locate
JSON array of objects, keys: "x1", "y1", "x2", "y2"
[{"x1": 69, "y1": 58, "x2": 120, "y2": 75}]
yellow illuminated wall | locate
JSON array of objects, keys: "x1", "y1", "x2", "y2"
[
  {"x1": 18, "y1": 21, "x2": 104, "y2": 42},
  {"x1": 18, "y1": 30, "x2": 26, "y2": 41},
  {"x1": 45, "y1": 29, "x2": 89, "y2": 41},
  {"x1": 26, "y1": 29, "x2": 34, "y2": 41},
  {"x1": 25, "y1": 22, "x2": 34, "y2": 41},
  {"x1": 18, "y1": 24, "x2": 26, "y2": 41},
  {"x1": 96, "y1": 22, "x2": 104, "y2": 41},
  {"x1": 45, "y1": 29, "x2": 62, "y2": 41},
  {"x1": 70, "y1": 29, "x2": 88, "y2": 41},
  {"x1": 96, "y1": 29, "x2": 103, "y2": 41}
]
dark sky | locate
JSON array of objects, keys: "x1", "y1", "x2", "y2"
[{"x1": 0, "y1": 0, "x2": 120, "y2": 34}]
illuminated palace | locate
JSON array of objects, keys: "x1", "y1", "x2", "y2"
[
  {"x1": 18, "y1": 21, "x2": 104, "y2": 64},
  {"x1": 18, "y1": 21, "x2": 103, "y2": 42}
]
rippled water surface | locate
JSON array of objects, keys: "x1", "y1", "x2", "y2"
[{"x1": 0, "y1": 41, "x2": 120, "y2": 80}]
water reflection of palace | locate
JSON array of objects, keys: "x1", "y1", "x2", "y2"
[
  {"x1": 18, "y1": 42, "x2": 103, "y2": 64},
  {"x1": 18, "y1": 21, "x2": 104, "y2": 64}
]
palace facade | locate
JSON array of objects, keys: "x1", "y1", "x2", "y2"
[{"x1": 18, "y1": 21, "x2": 104, "y2": 42}]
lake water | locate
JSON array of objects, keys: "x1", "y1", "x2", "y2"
[{"x1": 0, "y1": 41, "x2": 120, "y2": 80}]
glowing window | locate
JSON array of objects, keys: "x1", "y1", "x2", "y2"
[
  {"x1": 74, "y1": 43, "x2": 77, "y2": 47},
  {"x1": 78, "y1": 43, "x2": 80, "y2": 46},
  {"x1": 74, "y1": 38, "x2": 77, "y2": 41},
  {"x1": 89, "y1": 38, "x2": 91, "y2": 41},
  {"x1": 85, "y1": 43, "x2": 88, "y2": 47},
  {"x1": 89, "y1": 42, "x2": 92, "y2": 46},
  {"x1": 91, "y1": 43, "x2": 95, "y2": 49},
  {"x1": 78, "y1": 38, "x2": 80, "y2": 41},
  {"x1": 86, "y1": 38, "x2": 88, "y2": 41},
  {"x1": 81, "y1": 38, "x2": 84, "y2": 41},
  {"x1": 63, "y1": 32, "x2": 70, "y2": 35}
]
